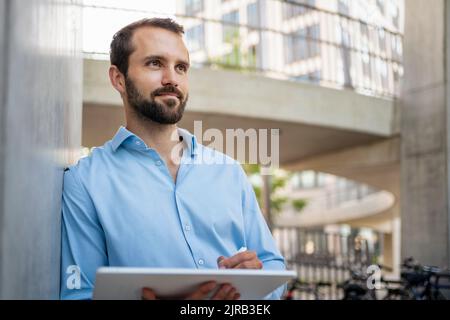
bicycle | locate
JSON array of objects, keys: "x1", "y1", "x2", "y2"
[
  {"x1": 396, "y1": 257, "x2": 450, "y2": 300},
  {"x1": 338, "y1": 266, "x2": 377, "y2": 300},
  {"x1": 285, "y1": 278, "x2": 332, "y2": 300}
]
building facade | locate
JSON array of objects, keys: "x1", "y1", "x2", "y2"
[{"x1": 178, "y1": 0, "x2": 403, "y2": 97}]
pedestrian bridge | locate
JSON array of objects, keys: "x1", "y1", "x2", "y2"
[{"x1": 83, "y1": 58, "x2": 398, "y2": 167}]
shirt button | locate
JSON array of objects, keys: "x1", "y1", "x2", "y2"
[
  {"x1": 198, "y1": 259, "x2": 204, "y2": 265},
  {"x1": 185, "y1": 225, "x2": 191, "y2": 231},
  {"x1": 155, "y1": 160, "x2": 162, "y2": 166}
]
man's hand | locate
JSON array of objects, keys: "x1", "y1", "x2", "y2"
[
  {"x1": 217, "y1": 250, "x2": 263, "y2": 269},
  {"x1": 142, "y1": 281, "x2": 240, "y2": 300}
]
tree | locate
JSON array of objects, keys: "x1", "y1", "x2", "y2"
[{"x1": 242, "y1": 164, "x2": 308, "y2": 223}]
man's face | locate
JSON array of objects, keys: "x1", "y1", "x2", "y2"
[{"x1": 124, "y1": 27, "x2": 190, "y2": 124}]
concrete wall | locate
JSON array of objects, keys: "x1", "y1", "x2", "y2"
[
  {"x1": 0, "y1": 0, "x2": 82, "y2": 299},
  {"x1": 401, "y1": 0, "x2": 450, "y2": 267}
]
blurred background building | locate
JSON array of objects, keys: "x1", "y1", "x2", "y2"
[
  {"x1": 0, "y1": 0, "x2": 449, "y2": 299},
  {"x1": 178, "y1": 0, "x2": 403, "y2": 97}
]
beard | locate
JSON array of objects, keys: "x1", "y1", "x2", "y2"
[{"x1": 125, "y1": 77, "x2": 188, "y2": 125}]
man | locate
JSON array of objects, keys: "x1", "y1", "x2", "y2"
[{"x1": 60, "y1": 18, "x2": 286, "y2": 300}]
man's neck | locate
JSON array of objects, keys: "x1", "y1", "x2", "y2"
[{"x1": 125, "y1": 116, "x2": 181, "y2": 163}]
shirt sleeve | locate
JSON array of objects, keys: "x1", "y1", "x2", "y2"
[
  {"x1": 239, "y1": 166, "x2": 287, "y2": 300},
  {"x1": 60, "y1": 167, "x2": 108, "y2": 300}
]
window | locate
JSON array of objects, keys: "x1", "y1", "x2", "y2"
[
  {"x1": 282, "y1": 0, "x2": 315, "y2": 19},
  {"x1": 284, "y1": 24, "x2": 321, "y2": 63},
  {"x1": 388, "y1": 1, "x2": 400, "y2": 29},
  {"x1": 222, "y1": 10, "x2": 239, "y2": 43},
  {"x1": 294, "y1": 70, "x2": 321, "y2": 84},
  {"x1": 317, "y1": 172, "x2": 326, "y2": 187},
  {"x1": 185, "y1": 0, "x2": 203, "y2": 16},
  {"x1": 302, "y1": 171, "x2": 316, "y2": 189},
  {"x1": 376, "y1": 58, "x2": 388, "y2": 90},
  {"x1": 362, "y1": 53, "x2": 371, "y2": 79},
  {"x1": 293, "y1": 171, "x2": 324, "y2": 189},
  {"x1": 378, "y1": 28, "x2": 386, "y2": 52},
  {"x1": 247, "y1": 2, "x2": 259, "y2": 29},
  {"x1": 338, "y1": 0, "x2": 349, "y2": 15},
  {"x1": 376, "y1": 0, "x2": 385, "y2": 15},
  {"x1": 186, "y1": 24, "x2": 204, "y2": 52}
]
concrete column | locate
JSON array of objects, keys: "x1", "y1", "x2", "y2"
[
  {"x1": 392, "y1": 217, "x2": 401, "y2": 276},
  {"x1": 381, "y1": 217, "x2": 401, "y2": 278},
  {"x1": 382, "y1": 233, "x2": 393, "y2": 270},
  {"x1": 400, "y1": 0, "x2": 450, "y2": 267},
  {"x1": 262, "y1": 173, "x2": 273, "y2": 230},
  {"x1": 0, "y1": 0, "x2": 82, "y2": 299}
]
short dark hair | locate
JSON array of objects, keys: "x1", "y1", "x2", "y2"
[{"x1": 110, "y1": 18, "x2": 185, "y2": 76}]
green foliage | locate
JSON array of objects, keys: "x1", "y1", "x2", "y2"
[
  {"x1": 271, "y1": 197, "x2": 289, "y2": 213},
  {"x1": 243, "y1": 163, "x2": 260, "y2": 175},
  {"x1": 242, "y1": 164, "x2": 308, "y2": 217},
  {"x1": 292, "y1": 199, "x2": 308, "y2": 211},
  {"x1": 206, "y1": 27, "x2": 258, "y2": 73}
]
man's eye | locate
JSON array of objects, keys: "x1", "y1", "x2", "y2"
[
  {"x1": 147, "y1": 60, "x2": 161, "y2": 67},
  {"x1": 177, "y1": 64, "x2": 187, "y2": 72}
]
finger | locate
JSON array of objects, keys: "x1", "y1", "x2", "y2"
[
  {"x1": 234, "y1": 259, "x2": 263, "y2": 269},
  {"x1": 233, "y1": 293, "x2": 241, "y2": 300},
  {"x1": 211, "y1": 284, "x2": 232, "y2": 300},
  {"x1": 220, "y1": 251, "x2": 257, "y2": 269},
  {"x1": 142, "y1": 288, "x2": 157, "y2": 300},
  {"x1": 217, "y1": 256, "x2": 226, "y2": 269},
  {"x1": 185, "y1": 281, "x2": 217, "y2": 300},
  {"x1": 225, "y1": 287, "x2": 238, "y2": 300}
]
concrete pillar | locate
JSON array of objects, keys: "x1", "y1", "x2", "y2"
[
  {"x1": 392, "y1": 217, "x2": 401, "y2": 276},
  {"x1": 382, "y1": 233, "x2": 393, "y2": 270},
  {"x1": 381, "y1": 217, "x2": 401, "y2": 278},
  {"x1": 0, "y1": 0, "x2": 82, "y2": 299},
  {"x1": 262, "y1": 173, "x2": 273, "y2": 230},
  {"x1": 400, "y1": 0, "x2": 450, "y2": 267}
]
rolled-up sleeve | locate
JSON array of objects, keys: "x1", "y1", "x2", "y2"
[{"x1": 60, "y1": 167, "x2": 108, "y2": 300}]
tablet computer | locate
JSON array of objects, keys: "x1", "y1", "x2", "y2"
[{"x1": 93, "y1": 267, "x2": 297, "y2": 300}]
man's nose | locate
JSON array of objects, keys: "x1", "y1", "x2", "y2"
[{"x1": 161, "y1": 67, "x2": 179, "y2": 87}]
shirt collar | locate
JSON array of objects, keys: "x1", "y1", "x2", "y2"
[
  {"x1": 111, "y1": 126, "x2": 198, "y2": 158},
  {"x1": 111, "y1": 126, "x2": 134, "y2": 152},
  {"x1": 178, "y1": 127, "x2": 198, "y2": 158}
]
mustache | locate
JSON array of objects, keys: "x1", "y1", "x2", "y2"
[{"x1": 151, "y1": 86, "x2": 184, "y2": 100}]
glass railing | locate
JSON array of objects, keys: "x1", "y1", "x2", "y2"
[
  {"x1": 82, "y1": 0, "x2": 403, "y2": 98},
  {"x1": 290, "y1": 172, "x2": 380, "y2": 211}
]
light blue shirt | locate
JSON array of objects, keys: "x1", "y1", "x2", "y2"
[{"x1": 60, "y1": 126, "x2": 286, "y2": 300}]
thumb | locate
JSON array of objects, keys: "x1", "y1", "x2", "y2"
[
  {"x1": 142, "y1": 288, "x2": 157, "y2": 300},
  {"x1": 217, "y1": 256, "x2": 227, "y2": 269}
]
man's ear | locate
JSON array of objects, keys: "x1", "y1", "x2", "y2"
[{"x1": 109, "y1": 65, "x2": 126, "y2": 96}]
